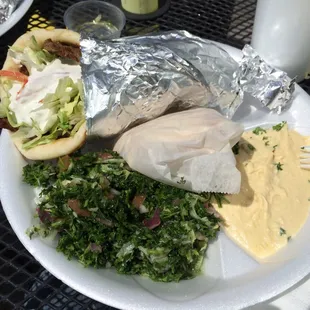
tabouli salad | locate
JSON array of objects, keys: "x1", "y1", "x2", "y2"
[{"x1": 23, "y1": 151, "x2": 225, "y2": 282}]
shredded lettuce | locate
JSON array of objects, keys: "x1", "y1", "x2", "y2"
[
  {"x1": 1, "y1": 35, "x2": 84, "y2": 149},
  {"x1": 2, "y1": 76, "x2": 84, "y2": 150},
  {"x1": 70, "y1": 119, "x2": 85, "y2": 136},
  {"x1": 1, "y1": 95, "x2": 29, "y2": 129},
  {"x1": 0, "y1": 106, "x2": 6, "y2": 118},
  {"x1": 21, "y1": 77, "x2": 84, "y2": 150},
  {"x1": 6, "y1": 110, "x2": 19, "y2": 128},
  {"x1": 30, "y1": 35, "x2": 41, "y2": 51},
  {"x1": 0, "y1": 79, "x2": 13, "y2": 94},
  {"x1": 1, "y1": 36, "x2": 57, "y2": 126},
  {"x1": 0, "y1": 79, "x2": 13, "y2": 118},
  {"x1": 0, "y1": 98, "x2": 9, "y2": 118},
  {"x1": 8, "y1": 35, "x2": 56, "y2": 73}
]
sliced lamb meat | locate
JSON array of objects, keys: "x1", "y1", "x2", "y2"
[
  {"x1": 43, "y1": 39, "x2": 81, "y2": 62},
  {"x1": 20, "y1": 65, "x2": 29, "y2": 76},
  {"x1": 0, "y1": 118, "x2": 17, "y2": 132}
]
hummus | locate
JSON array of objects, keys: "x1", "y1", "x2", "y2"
[{"x1": 216, "y1": 123, "x2": 310, "y2": 260}]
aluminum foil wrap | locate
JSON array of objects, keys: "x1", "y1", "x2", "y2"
[
  {"x1": 80, "y1": 30, "x2": 295, "y2": 137},
  {"x1": 0, "y1": 0, "x2": 20, "y2": 24},
  {"x1": 233, "y1": 44, "x2": 295, "y2": 113}
]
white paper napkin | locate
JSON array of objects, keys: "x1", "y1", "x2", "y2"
[{"x1": 114, "y1": 108, "x2": 244, "y2": 194}]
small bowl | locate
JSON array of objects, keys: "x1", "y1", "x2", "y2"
[{"x1": 64, "y1": 1, "x2": 126, "y2": 40}]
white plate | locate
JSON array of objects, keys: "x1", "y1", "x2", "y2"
[
  {"x1": 1, "y1": 43, "x2": 310, "y2": 310},
  {"x1": 0, "y1": 0, "x2": 34, "y2": 37}
]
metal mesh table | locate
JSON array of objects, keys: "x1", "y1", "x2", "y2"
[{"x1": 1, "y1": 0, "x2": 310, "y2": 309}]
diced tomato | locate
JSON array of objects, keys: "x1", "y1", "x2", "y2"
[
  {"x1": 196, "y1": 232, "x2": 207, "y2": 241},
  {"x1": 16, "y1": 81, "x2": 28, "y2": 99},
  {"x1": 106, "y1": 192, "x2": 115, "y2": 200},
  {"x1": 132, "y1": 195, "x2": 146, "y2": 209},
  {"x1": 204, "y1": 202, "x2": 213, "y2": 209},
  {"x1": 58, "y1": 155, "x2": 71, "y2": 172},
  {"x1": 68, "y1": 199, "x2": 91, "y2": 217},
  {"x1": 204, "y1": 203, "x2": 221, "y2": 219},
  {"x1": 0, "y1": 70, "x2": 28, "y2": 83},
  {"x1": 172, "y1": 199, "x2": 181, "y2": 206},
  {"x1": 89, "y1": 243, "x2": 102, "y2": 253},
  {"x1": 99, "y1": 153, "x2": 113, "y2": 160}
]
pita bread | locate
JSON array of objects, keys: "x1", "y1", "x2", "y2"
[{"x1": 1, "y1": 29, "x2": 86, "y2": 160}]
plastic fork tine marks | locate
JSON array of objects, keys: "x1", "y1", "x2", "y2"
[{"x1": 300, "y1": 146, "x2": 310, "y2": 169}]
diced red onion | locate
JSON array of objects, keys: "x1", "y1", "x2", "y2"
[
  {"x1": 97, "y1": 218, "x2": 113, "y2": 227},
  {"x1": 37, "y1": 208, "x2": 52, "y2": 224},
  {"x1": 143, "y1": 208, "x2": 161, "y2": 230},
  {"x1": 89, "y1": 243, "x2": 102, "y2": 253}
]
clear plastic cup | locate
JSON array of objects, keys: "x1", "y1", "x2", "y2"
[{"x1": 64, "y1": 1, "x2": 126, "y2": 40}]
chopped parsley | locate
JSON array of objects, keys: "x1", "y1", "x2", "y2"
[
  {"x1": 262, "y1": 136, "x2": 268, "y2": 140},
  {"x1": 213, "y1": 193, "x2": 230, "y2": 208},
  {"x1": 253, "y1": 127, "x2": 266, "y2": 135},
  {"x1": 272, "y1": 121, "x2": 287, "y2": 131},
  {"x1": 272, "y1": 145, "x2": 278, "y2": 152},
  {"x1": 23, "y1": 162, "x2": 56, "y2": 187},
  {"x1": 247, "y1": 143, "x2": 256, "y2": 151},
  {"x1": 274, "y1": 162, "x2": 283, "y2": 171},
  {"x1": 287, "y1": 236, "x2": 291, "y2": 242},
  {"x1": 280, "y1": 227, "x2": 286, "y2": 236},
  {"x1": 265, "y1": 141, "x2": 270, "y2": 146},
  {"x1": 23, "y1": 152, "x2": 225, "y2": 282}
]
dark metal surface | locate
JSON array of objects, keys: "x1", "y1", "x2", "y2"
[{"x1": 1, "y1": 0, "x2": 310, "y2": 309}]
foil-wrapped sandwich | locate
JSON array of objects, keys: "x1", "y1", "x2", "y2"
[
  {"x1": 79, "y1": 30, "x2": 294, "y2": 194},
  {"x1": 81, "y1": 30, "x2": 294, "y2": 138}
]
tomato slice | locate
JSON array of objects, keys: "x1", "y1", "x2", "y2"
[
  {"x1": 0, "y1": 70, "x2": 28, "y2": 83},
  {"x1": 17, "y1": 81, "x2": 28, "y2": 98}
]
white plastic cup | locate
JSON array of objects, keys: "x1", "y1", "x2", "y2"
[{"x1": 251, "y1": 0, "x2": 310, "y2": 82}]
